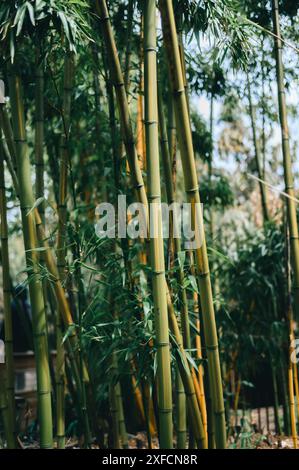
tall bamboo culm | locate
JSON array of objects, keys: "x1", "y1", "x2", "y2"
[
  {"x1": 0, "y1": 140, "x2": 16, "y2": 448},
  {"x1": 166, "y1": 292, "x2": 206, "y2": 448},
  {"x1": 0, "y1": 364, "x2": 15, "y2": 448},
  {"x1": 35, "y1": 47, "x2": 45, "y2": 223},
  {"x1": 272, "y1": 0, "x2": 299, "y2": 322},
  {"x1": 159, "y1": 0, "x2": 226, "y2": 448},
  {"x1": 96, "y1": 0, "x2": 148, "y2": 214},
  {"x1": 247, "y1": 77, "x2": 269, "y2": 223},
  {"x1": 157, "y1": 85, "x2": 186, "y2": 449},
  {"x1": 144, "y1": 0, "x2": 173, "y2": 448},
  {"x1": 8, "y1": 69, "x2": 53, "y2": 449},
  {"x1": 56, "y1": 52, "x2": 75, "y2": 449}
]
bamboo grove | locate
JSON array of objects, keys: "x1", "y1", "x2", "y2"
[{"x1": 0, "y1": 0, "x2": 299, "y2": 450}]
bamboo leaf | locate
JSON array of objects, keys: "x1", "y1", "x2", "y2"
[{"x1": 26, "y1": 196, "x2": 45, "y2": 215}]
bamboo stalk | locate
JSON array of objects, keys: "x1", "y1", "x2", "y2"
[
  {"x1": 158, "y1": 84, "x2": 189, "y2": 448},
  {"x1": 293, "y1": 362, "x2": 299, "y2": 428},
  {"x1": 96, "y1": 0, "x2": 148, "y2": 213},
  {"x1": 272, "y1": 0, "x2": 299, "y2": 321},
  {"x1": 194, "y1": 302, "x2": 207, "y2": 438},
  {"x1": 0, "y1": 107, "x2": 17, "y2": 177},
  {"x1": 247, "y1": 77, "x2": 269, "y2": 222},
  {"x1": 35, "y1": 47, "x2": 45, "y2": 223},
  {"x1": 157, "y1": 85, "x2": 192, "y2": 345},
  {"x1": 56, "y1": 52, "x2": 75, "y2": 448},
  {"x1": 57, "y1": 52, "x2": 74, "y2": 283},
  {"x1": 288, "y1": 362, "x2": 297, "y2": 448},
  {"x1": 92, "y1": 46, "x2": 107, "y2": 203},
  {"x1": 271, "y1": 361, "x2": 282, "y2": 435},
  {"x1": 166, "y1": 290, "x2": 207, "y2": 448},
  {"x1": 0, "y1": 143, "x2": 16, "y2": 448},
  {"x1": 175, "y1": 366, "x2": 187, "y2": 449},
  {"x1": 124, "y1": 0, "x2": 135, "y2": 94},
  {"x1": 144, "y1": 0, "x2": 173, "y2": 448},
  {"x1": 0, "y1": 365, "x2": 15, "y2": 448},
  {"x1": 286, "y1": 222, "x2": 297, "y2": 448},
  {"x1": 34, "y1": 209, "x2": 90, "y2": 385},
  {"x1": 136, "y1": 26, "x2": 146, "y2": 174},
  {"x1": 8, "y1": 69, "x2": 53, "y2": 449},
  {"x1": 159, "y1": 0, "x2": 226, "y2": 448}
]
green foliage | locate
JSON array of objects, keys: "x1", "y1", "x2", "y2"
[
  {"x1": 0, "y1": 0, "x2": 91, "y2": 59},
  {"x1": 199, "y1": 173, "x2": 234, "y2": 208},
  {"x1": 219, "y1": 222, "x2": 288, "y2": 376},
  {"x1": 174, "y1": 0, "x2": 253, "y2": 66},
  {"x1": 191, "y1": 110, "x2": 212, "y2": 161},
  {"x1": 188, "y1": 59, "x2": 227, "y2": 97}
]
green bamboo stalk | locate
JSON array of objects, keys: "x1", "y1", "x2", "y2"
[
  {"x1": 55, "y1": 322, "x2": 65, "y2": 449},
  {"x1": 167, "y1": 95, "x2": 176, "y2": 173},
  {"x1": 271, "y1": 361, "x2": 282, "y2": 435},
  {"x1": 158, "y1": 85, "x2": 188, "y2": 448},
  {"x1": 286, "y1": 223, "x2": 297, "y2": 447},
  {"x1": 1, "y1": 140, "x2": 19, "y2": 197},
  {"x1": 92, "y1": 46, "x2": 107, "y2": 201},
  {"x1": 96, "y1": 0, "x2": 148, "y2": 213},
  {"x1": 0, "y1": 142, "x2": 16, "y2": 448},
  {"x1": 56, "y1": 52, "x2": 75, "y2": 448},
  {"x1": 35, "y1": 47, "x2": 45, "y2": 224},
  {"x1": 208, "y1": 95, "x2": 220, "y2": 308},
  {"x1": 0, "y1": 365, "x2": 15, "y2": 448},
  {"x1": 57, "y1": 52, "x2": 74, "y2": 282},
  {"x1": 97, "y1": 0, "x2": 207, "y2": 448},
  {"x1": 208, "y1": 95, "x2": 215, "y2": 238},
  {"x1": 0, "y1": 107, "x2": 17, "y2": 178},
  {"x1": 124, "y1": 0, "x2": 135, "y2": 94},
  {"x1": 272, "y1": 0, "x2": 299, "y2": 321},
  {"x1": 158, "y1": 84, "x2": 191, "y2": 351},
  {"x1": 175, "y1": 366, "x2": 187, "y2": 449},
  {"x1": 247, "y1": 77, "x2": 269, "y2": 222},
  {"x1": 166, "y1": 291, "x2": 206, "y2": 448},
  {"x1": 8, "y1": 69, "x2": 53, "y2": 449},
  {"x1": 70, "y1": 235, "x2": 92, "y2": 449},
  {"x1": 103, "y1": 49, "x2": 129, "y2": 448},
  {"x1": 116, "y1": 379, "x2": 128, "y2": 448},
  {"x1": 144, "y1": 0, "x2": 173, "y2": 448},
  {"x1": 280, "y1": 355, "x2": 291, "y2": 435},
  {"x1": 159, "y1": 0, "x2": 226, "y2": 448},
  {"x1": 109, "y1": 379, "x2": 120, "y2": 448},
  {"x1": 34, "y1": 209, "x2": 91, "y2": 446}
]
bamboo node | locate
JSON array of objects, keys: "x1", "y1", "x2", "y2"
[
  {"x1": 206, "y1": 344, "x2": 218, "y2": 351},
  {"x1": 158, "y1": 407, "x2": 173, "y2": 413},
  {"x1": 156, "y1": 342, "x2": 170, "y2": 348},
  {"x1": 185, "y1": 186, "x2": 199, "y2": 194}
]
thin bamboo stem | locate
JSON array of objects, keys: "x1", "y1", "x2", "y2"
[
  {"x1": 0, "y1": 144, "x2": 16, "y2": 448},
  {"x1": 247, "y1": 77, "x2": 269, "y2": 223},
  {"x1": 167, "y1": 290, "x2": 207, "y2": 448},
  {"x1": 0, "y1": 365, "x2": 15, "y2": 448},
  {"x1": 8, "y1": 69, "x2": 53, "y2": 449},
  {"x1": 144, "y1": 0, "x2": 173, "y2": 448},
  {"x1": 175, "y1": 366, "x2": 187, "y2": 449},
  {"x1": 35, "y1": 47, "x2": 45, "y2": 223},
  {"x1": 272, "y1": 0, "x2": 299, "y2": 321},
  {"x1": 159, "y1": 0, "x2": 226, "y2": 448},
  {"x1": 96, "y1": 0, "x2": 148, "y2": 213}
]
